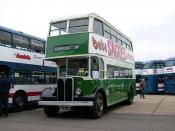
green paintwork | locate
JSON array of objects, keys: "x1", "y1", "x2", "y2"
[
  {"x1": 46, "y1": 32, "x2": 136, "y2": 107},
  {"x1": 46, "y1": 33, "x2": 89, "y2": 58},
  {"x1": 74, "y1": 77, "x2": 136, "y2": 106}
]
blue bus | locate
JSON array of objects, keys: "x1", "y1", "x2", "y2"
[
  {"x1": 142, "y1": 60, "x2": 165, "y2": 93},
  {"x1": 135, "y1": 61, "x2": 143, "y2": 93},
  {"x1": 164, "y1": 57, "x2": 175, "y2": 93},
  {"x1": 0, "y1": 25, "x2": 57, "y2": 110}
]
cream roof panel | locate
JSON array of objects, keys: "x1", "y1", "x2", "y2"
[{"x1": 50, "y1": 13, "x2": 131, "y2": 41}]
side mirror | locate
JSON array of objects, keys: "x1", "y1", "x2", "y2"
[{"x1": 92, "y1": 71, "x2": 99, "y2": 79}]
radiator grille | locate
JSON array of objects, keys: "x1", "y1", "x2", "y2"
[{"x1": 57, "y1": 78, "x2": 74, "y2": 101}]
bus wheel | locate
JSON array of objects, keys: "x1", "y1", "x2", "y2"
[
  {"x1": 90, "y1": 92, "x2": 104, "y2": 119},
  {"x1": 43, "y1": 106, "x2": 59, "y2": 117},
  {"x1": 13, "y1": 92, "x2": 27, "y2": 111},
  {"x1": 126, "y1": 87, "x2": 134, "y2": 105}
]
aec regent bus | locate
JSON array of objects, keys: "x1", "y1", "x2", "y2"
[
  {"x1": 135, "y1": 61, "x2": 143, "y2": 93},
  {"x1": 0, "y1": 26, "x2": 57, "y2": 110},
  {"x1": 142, "y1": 60, "x2": 164, "y2": 93},
  {"x1": 39, "y1": 13, "x2": 136, "y2": 118},
  {"x1": 164, "y1": 57, "x2": 175, "y2": 93}
]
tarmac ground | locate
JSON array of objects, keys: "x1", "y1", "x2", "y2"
[{"x1": 1, "y1": 94, "x2": 175, "y2": 131}]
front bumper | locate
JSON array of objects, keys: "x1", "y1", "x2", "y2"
[{"x1": 39, "y1": 100, "x2": 94, "y2": 107}]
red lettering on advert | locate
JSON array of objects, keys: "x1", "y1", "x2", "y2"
[
  {"x1": 107, "y1": 40, "x2": 126, "y2": 60},
  {"x1": 16, "y1": 53, "x2": 31, "y2": 60},
  {"x1": 92, "y1": 36, "x2": 134, "y2": 61},
  {"x1": 92, "y1": 37, "x2": 107, "y2": 52}
]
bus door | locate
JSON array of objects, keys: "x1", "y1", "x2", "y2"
[
  {"x1": 158, "y1": 75, "x2": 165, "y2": 92},
  {"x1": 91, "y1": 57, "x2": 106, "y2": 94},
  {"x1": 0, "y1": 65, "x2": 9, "y2": 79},
  {"x1": 136, "y1": 75, "x2": 141, "y2": 92},
  {"x1": 143, "y1": 76, "x2": 150, "y2": 92},
  {"x1": 165, "y1": 74, "x2": 175, "y2": 93}
]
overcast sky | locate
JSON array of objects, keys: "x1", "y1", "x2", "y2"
[{"x1": 0, "y1": 0, "x2": 175, "y2": 61}]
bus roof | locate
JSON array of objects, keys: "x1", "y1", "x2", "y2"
[
  {"x1": 143, "y1": 60, "x2": 164, "y2": 65},
  {"x1": 50, "y1": 13, "x2": 131, "y2": 42},
  {"x1": 0, "y1": 25, "x2": 45, "y2": 42},
  {"x1": 135, "y1": 61, "x2": 144, "y2": 64},
  {"x1": 165, "y1": 57, "x2": 175, "y2": 61}
]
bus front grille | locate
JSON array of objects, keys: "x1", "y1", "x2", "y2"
[{"x1": 57, "y1": 78, "x2": 74, "y2": 101}]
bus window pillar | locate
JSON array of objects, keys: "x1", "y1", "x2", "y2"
[
  {"x1": 57, "y1": 65, "x2": 60, "y2": 78},
  {"x1": 88, "y1": 17, "x2": 94, "y2": 33},
  {"x1": 91, "y1": 56, "x2": 99, "y2": 79}
]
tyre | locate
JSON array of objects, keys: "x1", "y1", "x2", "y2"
[
  {"x1": 43, "y1": 106, "x2": 59, "y2": 117},
  {"x1": 13, "y1": 92, "x2": 27, "y2": 111},
  {"x1": 90, "y1": 92, "x2": 104, "y2": 119},
  {"x1": 125, "y1": 87, "x2": 134, "y2": 105}
]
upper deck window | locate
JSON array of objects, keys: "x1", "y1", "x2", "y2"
[
  {"x1": 111, "y1": 29, "x2": 117, "y2": 43},
  {"x1": 143, "y1": 63, "x2": 150, "y2": 69},
  {"x1": 31, "y1": 39, "x2": 45, "y2": 53},
  {"x1": 153, "y1": 62, "x2": 164, "y2": 68},
  {"x1": 69, "y1": 18, "x2": 89, "y2": 33},
  {"x1": 92, "y1": 17, "x2": 133, "y2": 52},
  {"x1": 93, "y1": 19, "x2": 103, "y2": 36},
  {"x1": 13, "y1": 34, "x2": 29, "y2": 49},
  {"x1": 50, "y1": 21, "x2": 67, "y2": 36},
  {"x1": 117, "y1": 33, "x2": 122, "y2": 40},
  {"x1": 0, "y1": 30, "x2": 12, "y2": 46},
  {"x1": 143, "y1": 62, "x2": 164, "y2": 69},
  {"x1": 104, "y1": 24, "x2": 111, "y2": 39},
  {"x1": 165, "y1": 60, "x2": 174, "y2": 67},
  {"x1": 135, "y1": 63, "x2": 143, "y2": 69}
]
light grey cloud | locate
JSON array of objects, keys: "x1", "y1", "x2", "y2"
[
  {"x1": 0, "y1": 0, "x2": 175, "y2": 62},
  {"x1": 132, "y1": 15, "x2": 175, "y2": 61}
]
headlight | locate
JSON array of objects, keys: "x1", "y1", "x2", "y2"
[
  {"x1": 41, "y1": 88, "x2": 53, "y2": 97},
  {"x1": 50, "y1": 87, "x2": 56, "y2": 94},
  {"x1": 75, "y1": 88, "x2": 82, "y2": 96}
]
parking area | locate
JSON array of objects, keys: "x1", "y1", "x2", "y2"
[
  {"x1": 1, "y1": 94, "x2": 175, "y2": 131},
  {"x1": 111, "y1": 94, "x2": 175, "y2": 115}
]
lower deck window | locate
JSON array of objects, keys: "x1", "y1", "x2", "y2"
[
  {"x1": 14, "y1": 70, "x2": 56, "y2": 84},
  {"x1": 14, "y1": 71, "x2": 31, "y2": 84},
  {"x1": 107, "y1": 65, "x2": 132, "y2": 78}
]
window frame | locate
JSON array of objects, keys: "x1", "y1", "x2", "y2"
[
  {"x1": 68, "y1": 18, "x2": 89, "y2": 34},
  {"x1": 107, "y1": 64, "x2": 132, "y2": 79},
  {"x1": 49, "y1": 21, "x2": 67, "y2": 36},
  {"x1": 0, "y1": 29, "x2": 13, "y2": 46},
  {"x1": 93, "y1": 19, "x2": 104, "y2": 36},
  {"x1": 13, "y1": 34, "x2": 30, "y2": 49},
  {"x1": 30, "y1": 39, "x2": 45, "y2": 53}
]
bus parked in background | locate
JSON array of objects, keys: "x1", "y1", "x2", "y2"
[
  {"x1": 142, "y1": 60, "x2": 164, "y2": 93},
  {"x1": 135, "y1": 61, "x2": 143, "y2": 93},
  {"x1": 39, "y1": 13, "x2": 136, "y2": 118},
  {"x1": 0, "y1": 26, "x2": 57, "y2": 110},
  {"x1": 164, "y1": 57, "x2": 175, "y2": 93}
]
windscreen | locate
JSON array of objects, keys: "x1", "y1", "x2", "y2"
[{"x1": 49, "y1": 21, "x2": 67, "y2": 36}]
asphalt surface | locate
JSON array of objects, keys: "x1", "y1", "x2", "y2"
[{"x1": 0, "y1": 95, "x2": 175, "y2": 131}]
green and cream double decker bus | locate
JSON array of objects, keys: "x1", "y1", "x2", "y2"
[{"x1": 39, "y1": 13, "x2": 135, "y2": 118}]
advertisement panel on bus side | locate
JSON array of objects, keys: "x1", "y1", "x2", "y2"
[
  {"x1": 89, "y1": 33, "x2": 134, "y2": 63},
  {"x1": 0, "y1": 46, "x2": 56, "y2": 67},
  {"x1": 164, "y1": 66, "x2": 175, "y2": 74},
  {"x1": 142, "y1": 69, "x2": 164, "y2": 75}
]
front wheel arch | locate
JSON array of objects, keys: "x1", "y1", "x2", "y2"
[
  {"x1": 89, "y1": 91, "x2": 106, "y2": 119},
  {"x1": 93, "y1": 88, "x2": 107, "y2": 108}
]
